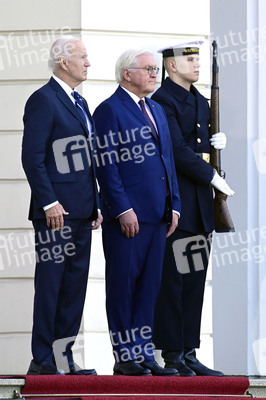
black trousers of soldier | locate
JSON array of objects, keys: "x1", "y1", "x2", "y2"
[{"x1": 153, "y1": 230, "x2": 212, "y2": 350}]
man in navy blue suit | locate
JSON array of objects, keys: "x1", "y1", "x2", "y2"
[
  {"x1": 22, "y1": 36, "x2": 102, "y2": 375},
  {"x1": 151, "y1": 41, "x2": 234, "y2": 376},
  {"x1": 93, "y1": 49, "x2": 181, "y2": 376}
]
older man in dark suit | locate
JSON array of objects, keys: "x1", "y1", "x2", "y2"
[
  {"x1": 93, "y1": 49, "x2": 181, "y2": 376},
  {"x1": 22, "y1": 36, "x2": 102, "y2": 375}
]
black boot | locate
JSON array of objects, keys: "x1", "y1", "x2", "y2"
[
  {"x1": 162, "y1": 350, "x2": 196, "y2": 376},
  {"x1": 184, "y1": 348, "x2": 224, "y2": 376}
]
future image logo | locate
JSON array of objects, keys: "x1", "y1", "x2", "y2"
[
  {"x1": 0, "y1": 27, "x2": 71, "y2": 72},
  {"x1": 53, "y1": 135, "x2": 91, "y2": 174},
  {"x1": 172, "y1": 235, "x2": 211, "y2": 274},
  {"x1": 53, "y1": 335, "x2": 85, "y2": 373}
]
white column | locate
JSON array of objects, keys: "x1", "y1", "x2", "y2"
[{"x1": 211, "y1": 0, "x2": 266, "y2": 375}]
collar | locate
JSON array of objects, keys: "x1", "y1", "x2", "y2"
[
  {"x1": 120, "y1": 85, "x2": 146, "y2": 106},
  {"x1": 163, "y1": 77, "x2": 197, "y2": 100},
  {"x1": 52, "y1": 74, "x2": 75, "y2": 103}
]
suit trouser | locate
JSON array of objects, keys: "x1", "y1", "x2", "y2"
[
  {"x1": 31, "y1": 219, "x2": 92, "y2": 364},
  {"x1": 102, "y1": 220, "x2": 167, "y2": 363},
  {"x1": 153, "y1": 230, "x2": 212, "y2": 350}
]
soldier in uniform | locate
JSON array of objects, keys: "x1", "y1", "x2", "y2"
[{"x1": 151, "y1": 41, "x2": 234, "y2": 376}]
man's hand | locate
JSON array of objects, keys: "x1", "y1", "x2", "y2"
[
  {"x1": 92, "y1": 211, "x2": 103, "y2": 230},
  {"x1": 166, "y1": 212, "x2": 179, "y2": 238},
  {"x1": 119, "y1": 210, "x2": 139, "y2": 238},
  {"x1": 45, "y1": 203, "x2": 69, "y2": 231}
]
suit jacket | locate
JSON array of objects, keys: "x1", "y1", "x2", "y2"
[
  {"x1": 93, "y1": 85, "x2": 181, "y2": 223},
  {"x1": 22, "y1": 77, "x2": 98, "y2": 221},
  {"x1": 152, "y1": 77, "x2": 214, "y2": 233}
]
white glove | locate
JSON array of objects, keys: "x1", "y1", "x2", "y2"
[
  {"x1": 211, "y1": 170, "x2": 234, "y2": 196},
  {"x1": 210, "y1": 132, "x2": 227, "y2": 150}
]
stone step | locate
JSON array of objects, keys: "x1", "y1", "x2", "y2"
[
  {"x1": 0, "y1": 379, "x2": 25, "y2": 399},
  {"x1": 247, "y1": 379, "x2": 266, "y2": 398},
  {"x1": 0, "y1": 376, "x2": 265, "y2": 399}
]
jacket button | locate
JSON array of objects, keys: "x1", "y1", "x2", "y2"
[
  {"x1": 161, "y1": 177, "x2": 165, "y2": 180},
  {"x1": 197, "y1": 138, "x2": 201, "y2": 143},
  {"x1": 197, "y1": 123, "x2": 201, "y2": 128}
]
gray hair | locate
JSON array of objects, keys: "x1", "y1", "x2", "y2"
[
  {"x1": 48, "y1": 36, "x2": 80, "y2": 71},
  {"x1": 115, "y1": 49, "x2": 153, "y2": 83}
]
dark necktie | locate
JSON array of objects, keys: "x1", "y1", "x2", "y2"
[
  {"x1": 71, "y1": 91, "x2": 88, "y2": 126},
  {"x1": 139, "y1": 99, "x2": 169, "y2": 196},
  {"x1": 139, "y1": 99, "x2": 158, "y2": 140}
]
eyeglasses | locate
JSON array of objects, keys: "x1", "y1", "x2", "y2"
[{"x1": 128, "y1": 66, "x2": 160, "y2": 75}]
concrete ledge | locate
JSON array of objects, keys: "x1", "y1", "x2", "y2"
[
  {"x1": 0, "y1": 379, "x2": 25, "y2": 399},
  {"x1": 247, "y1": 379, "x2": 266, "y2": 398}
]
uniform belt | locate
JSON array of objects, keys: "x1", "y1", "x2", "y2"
[{"x1": 195, "y1": 152, "x2": 210, "y2": 163}]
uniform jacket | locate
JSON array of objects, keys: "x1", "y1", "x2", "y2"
[
  {"x1": 152, "y1": 77, "x2": 214, "y2": 233},
  {"x1": 93, "y1": 85, "x2": 181, "y2": 222},
  {"x1": 22, "y1": 77, "x2": 98, "y2": 221}
]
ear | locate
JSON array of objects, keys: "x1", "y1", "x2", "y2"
[
  {"x1": 122, "y1": 68, "x2": 132, "y2": 82},
  {"x1": 167, "y1": 60, "x2": 177, "y2": 73},
  {"x1": 59, "y1": 57, "x2": 68, "y2": 71}
]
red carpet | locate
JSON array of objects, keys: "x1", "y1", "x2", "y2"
[{"x1": 20, "y1": 375, "x2": 251, "y2": 400}]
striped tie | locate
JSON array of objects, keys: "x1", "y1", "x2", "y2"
[
  {"x1": 71, "y1": 91, "x2": 88, "y2": 126},
  {"x1": 139, "y1": 99, "x2": 158, "y2": 140}
]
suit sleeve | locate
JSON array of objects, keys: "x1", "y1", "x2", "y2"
[
  {"x1": 152, "y1": 95, "x2": 214, "y2": 186},
  {"x1": 22, "y1": 91, "x2": 58, "y2": 208},
  {"x1": 93, "y1": 102, "x2": 133, "y2": 218},
  {"x1": 168, "y1": 132, "x2": 181, "y2": 215},
  {"x1": 154, "y1": 102, "x2": 181, "y2": 215}
]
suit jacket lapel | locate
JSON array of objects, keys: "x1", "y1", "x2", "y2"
[
  {"x1": 117, "y1": 86, "x2": 144, "y2": 122},
  {"x1": 145, "y1": 97, "x2": 163, "y2": 146},
  {"x1": 48, "y1": 78, "x2": 89, "y2": 135},
  {"x1": 116, "y1": 86, "x2": 159, "y2": 143},
  {"x1": 81, "y1": 97, "x2": 96, "y2": 133}
]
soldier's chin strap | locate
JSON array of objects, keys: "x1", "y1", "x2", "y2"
[{"x1": 161, "y1": 61, "x2": 165, "y2": 84}]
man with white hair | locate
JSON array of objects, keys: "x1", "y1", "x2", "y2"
[
  {"x1": 93, "y1": 49, "x2": 181, "y2": 376},
  {"x1": 22, "y1": 36, "x2": 102, "y2": 375}
]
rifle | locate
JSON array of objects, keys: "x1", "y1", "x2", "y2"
[{"x1": 210, "y1": 40, "x2": 235, "y2": 232}]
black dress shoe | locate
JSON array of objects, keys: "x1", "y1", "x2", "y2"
[
  {"x1": 27, "y1": 360, "x2": 65, "y2": 375},
  {"x1": 114, "y1": 361, "x2": 152, "y2": 376},
  {"x1": 67, "y1": 362, "x2": 97, "y2": 375},
  {"x1": 162, "y1": 350, "x2": 196, "y2": 376},
  {"x1": 141, "y1": 360, "x2": 179, "y2": 376},
  {"x1": 184, "y1": 348, "x2": 224, "y2": 376}
]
